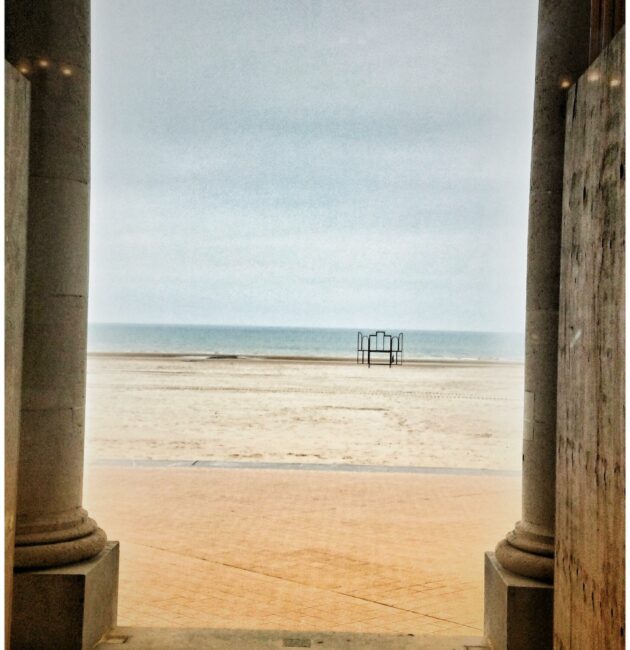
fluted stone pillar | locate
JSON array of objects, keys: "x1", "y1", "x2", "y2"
[
  {"x1": 484, "y1": 2, "x2": 590, "y2": 648},
  {"x1": 6, "y1": 0, "x2": 107, "y2": 571}
]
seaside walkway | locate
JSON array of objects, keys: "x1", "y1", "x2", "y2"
[{"x1": 86, "y1": 463, "x2": 520, "y2": 637}]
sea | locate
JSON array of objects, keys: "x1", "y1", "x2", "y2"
[{"x1": 88, "y1": 323, "x2": 524, "y2": 362}]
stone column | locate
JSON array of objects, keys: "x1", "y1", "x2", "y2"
[
  {"x1": 484, "y1": 2, "x2": 590, "y2": 648},
  {"x1": 6, "y1": 4, "x2": 119, "y2": 647},
  {"x1": 494, "y1": 0, "x2": 591, "y2": 585},
  {"x1": 6, "y1": 0, "x2": 106, "y2": 571}
]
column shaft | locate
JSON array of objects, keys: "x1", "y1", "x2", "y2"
[
  {"x1": 6, "y1": 0, "x2": 107, "y2": 568},
  {"x1": 495, "y1": 0, "x2": 590, "y2": 581}
]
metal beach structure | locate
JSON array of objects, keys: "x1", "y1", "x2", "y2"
[{"x1": 356, "y1": 331, "x2": 403, "y2": 367}]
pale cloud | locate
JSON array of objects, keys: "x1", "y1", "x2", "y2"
[{"x1": 89, "y1": 0, "x2": 537, "y2": 331}]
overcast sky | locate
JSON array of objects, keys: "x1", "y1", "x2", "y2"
[{"x1": 89, "y1": 1, "x2": 538, "y2": 332}]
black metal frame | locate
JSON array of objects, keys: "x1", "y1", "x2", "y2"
[{"x1": 356, "y1": 330, "x2": 403, "y2": 367}]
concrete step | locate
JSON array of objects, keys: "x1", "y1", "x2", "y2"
[{"x1": 95, "y1": 627, "x2": 490, "y2": 649}]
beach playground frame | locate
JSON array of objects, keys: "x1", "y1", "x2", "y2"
[{"x1": 356, "y1": 331, "x2": 403, "y2": 367}]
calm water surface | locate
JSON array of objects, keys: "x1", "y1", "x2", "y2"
[{"x1": 88, "y1": 323, "x2": 524, "y2": 361}]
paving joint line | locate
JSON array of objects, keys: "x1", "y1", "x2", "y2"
[{"x1": 131, "y1": 541, "x2": 481, "y2": 632}]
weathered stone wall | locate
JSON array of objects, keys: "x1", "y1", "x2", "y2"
[
  {"x1": 555, "y1": 27, "x2": 625, "y2": 650},
  {"x1": 4, "y1": 61, "x2": 30, "y2": 647}
]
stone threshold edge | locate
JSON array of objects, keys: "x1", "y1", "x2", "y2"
[{"x1": 89, "y1": 458, "x2": 521, "y2": 477}]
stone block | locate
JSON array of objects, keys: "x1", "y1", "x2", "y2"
[
  {"x1": 5, "y1": 59, "x2": 31, "y2": 648},
  {"x1": 11, "y1": 541, "x2": 118, "y2": 650},
  {"x1": 484, "y1": 552, "x2": 552, "y2": 650}
]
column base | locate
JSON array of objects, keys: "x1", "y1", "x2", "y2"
[
  {"x1": 11, "y1": 541, "x2": 119, "y2": 650},
  {"x1": 15, "y1": 524, "x2": 107, "y2": 569},
  {"x1": 494, "y1": 521, "x2": 554, "y2": 582},
  {"x1": 484, "y1": 552, "x2": 553, "y2": 650}
]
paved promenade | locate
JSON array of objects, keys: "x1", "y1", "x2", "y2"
[{"x1": 85, "y1": 465, "x2": 520, "y2": 636}]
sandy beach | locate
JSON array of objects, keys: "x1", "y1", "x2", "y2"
[{"x1": 85, "y1": 355, "x2": 523, "y2": 470}]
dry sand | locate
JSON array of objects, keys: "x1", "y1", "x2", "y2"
[{"x1": 85, "y1": 355, "x2": 524, "y2": 470}]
